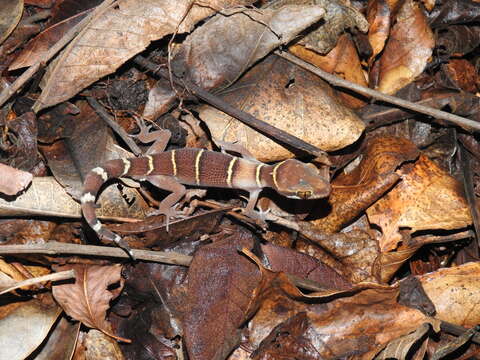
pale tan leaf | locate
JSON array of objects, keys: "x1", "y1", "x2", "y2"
[
  {"x1": 52, "y1": 264, "x2": 126, "y2": 341},
  {"x1": 34, "y1": 0, "x2": 250, "y2": 111},
  {"x1": 0, "y1": 297, "x2": 62, "y2": 359},
  {"x1": 419, "y1": 262, "x2": 480, "y2": 328}
]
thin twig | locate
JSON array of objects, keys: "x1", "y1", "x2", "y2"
[
  {"x1": 0, "y1": 269, "x2": 75, "y2": 295},
  {"x1": 0, "y1": 241, "x2": 192, "y2": 265},
  {"x1": 133, "y1": 55, "x2": 331, "y2": 164},
  {"x1": 86, "y1": 97, "x2": 142, "y2": 156},
  {"x1": 276, "y1": 51, "x2": 480, "y2": 132},
  {"x1": 0, "y1": 0, "x2": 116, "y2": 108}
]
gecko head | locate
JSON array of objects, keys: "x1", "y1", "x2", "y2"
[{"x1": 272, "y1": 159, "x2": 331, "y2": 200}]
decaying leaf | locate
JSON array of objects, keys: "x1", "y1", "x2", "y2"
[
  {"x1": 0, "y1": 0, "x2": 23, "y2": 45},
  {"x1": 52, "y1": 264, "x2": 126, "y2": 341},
  {"x1": 249, "y1": 282, "x2": 440, "y2": 359},
  {"x1": 375, "y1": 0, "x2": 435, "y2": 94},
  {"x1": 183, "y1": 233, "x2": 261, "y2": 360},
  {"x1": 308, "y1": 135, "x2": 419, "y2": 234},
  {"x1": 34, "y1": 0, "x2": 252, "y2": 111},
  {"x1": 367, "y1": 155, "x2": 472, "y2": 252},
  {"x1": 419, "y1": 262, "x2": 480, "y2": 328},
  {"x1": 198, "y1": 55, "x2": 365, "y2": 161}
]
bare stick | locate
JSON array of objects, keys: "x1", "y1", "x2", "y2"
[
  {"x1": 276, "y1": 51, "x2": 480, "y2": 132},
  {"x1": 87, "y1": 97, "x2": 142, "y2": 156},
  {"x1": 0, "y1": 241, "x2": 192, "y2": 265},
  {"x1": 0, "y1": 269, "x2": 75, "y2": 295},
  {"x1": 0, "y1": 0, "x2": 116, "y2": 108}
]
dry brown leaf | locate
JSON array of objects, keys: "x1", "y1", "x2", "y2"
[
  {"x1": 173, "y1": 5, "x2": 328, "y2": 91},
  {"x1": 268, "y1": 0, "x2": 369, "y2": 54},
  {"x1": 0, "y1": 0, "x2": 23, "y2": 45},
  {"x1": 308, "y1": 135, "x2": 419, "y2": 234},
  {"x1": 419, "y1": 262, "x2": 480, "y2": 328},
  {"x1": 9, "y1": 10, "x2": 91, "y2": 70},
  {"x1": 249, "y1": 283, "x2": 440, "y2": 359},
  {"x1": 261, "y1": 243, "x2": 352, "y2": 290},
  {"x1": 289, "y1": 34, "x2": 367, "y2": 108},
  {"x1": 146, "y1": 4, "x2": 329, "y2": 120},
  {"x1": 34, "y1": 0, "x2": 251, "y2": 111},
  {"x1": 0, "y1": 163, "x2": 32, "y2": 196},
  {"x1": 199, "y1": 55, "x2": 365, "y2": 161},
  {"x1": 367, "y1": 0, "x2": 391, "y2": 63},
  {"x1": 183, "y1": 233, "x2": 261, "y2": 360},
  {"x1": 375, "y1": 0, "x2": 435, "y2": 94},
  {"x1": 375, "y1": 322, "x2": 431, "y2": 360},
  {"x1": 367, "y1": 155, "x2": 472, "y2": 252},
  {"x1": 52, "y1": 264, "x2": 126, "y2": 341}
]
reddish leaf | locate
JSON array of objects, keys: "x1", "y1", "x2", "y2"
[
  {"x1": 52, "y1": 264, "x2": 127, "y2": 342},
  {"x1": 183, "y1": 232, "x2": 261, "y2": 360}
]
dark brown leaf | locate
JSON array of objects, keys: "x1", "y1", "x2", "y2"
[
  {"x1": 183, "y1": 231, "x2": 261, "y2": 360},
  {"x1": 261, "y1": 243, "x2": 352, "y2": 290},
  {"x1": 429, "y1": 0, "x2": 480, "y2": 28}
]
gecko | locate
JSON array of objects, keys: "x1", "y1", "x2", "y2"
[{"x1": 81, "y1": 145, "x2": 331, "y2": 258}]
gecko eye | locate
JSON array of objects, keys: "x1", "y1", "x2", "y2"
[{"x1": 296, "y1": 190, "x2": 312, "y2": 199}]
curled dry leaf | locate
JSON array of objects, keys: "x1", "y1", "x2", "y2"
[
  {"x1": 34, "y1": 0, "x2": 252, "y2": 111},
  {"x1": 289, "y1": 34, "x2": 368, "y2": 108},
  {"x1": 183, "y1": 233, "x2": 261, "y2": 360},
  {"x1": 375, "y1": 0, "x2": 435, "y2": 94},
  {"x1": 249, "y1": 279, "x2": 440, "y2": 359},
  {"x1": 367, "y1": 0, "x2": 391, "y2": 63},
  {"x1": 308, "y1": 135, "x2": 419, "y2": 234},
  {"x1": 367, "y1": 155, "x2": 472, "y2": 252},
  {"x1": 9, "y1": 10, "x2": 92, "y2": 70},
  {"x1": 199, "y1": 55, "x2": 365, "y2": 161},
  {"x1": 419, "y1": 262, "x2": 480, "y2": 328},
  {"x1": 0, "y1": 163, "x2": 32, "y2": 196},
  {"x1": 375, "y1": 322, "x2": 431, "y2": 360},
  {"x1": 52, "y1": 264, "x2": 127, "y2": 342},
  {"x1": 0, "y1": 0, "x2": 23, "y2": 45},
  {"x1": 268, "y1": 0, "x2": 369, "y2": 54}
]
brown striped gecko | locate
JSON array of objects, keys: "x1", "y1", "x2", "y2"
[{"x1": 81, "y1": 148, "x2": 331, "y2": 258}]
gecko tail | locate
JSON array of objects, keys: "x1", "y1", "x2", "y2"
[{"x1": 80, "y1": 159, "x2": 136, "y2": 260}]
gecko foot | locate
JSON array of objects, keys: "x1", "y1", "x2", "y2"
[
  {"x1": 241, "y1": 208, "x2": 270, "y2": 230},
  {"x1": 147, "y1": 206, "x2": 188, "y2": 232}
]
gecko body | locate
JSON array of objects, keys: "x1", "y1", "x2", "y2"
[{"x1": 81, "y1": 148, "x2": 330, "y2": 256}]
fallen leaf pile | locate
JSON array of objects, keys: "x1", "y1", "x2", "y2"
[{"x1": 0, "y1": 0, "x2": 479, "y2": 359}]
